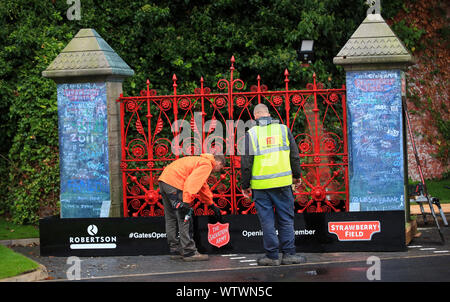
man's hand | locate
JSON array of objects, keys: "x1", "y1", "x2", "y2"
[
  {"x1": 172, "y1": 200, "x2": 191, "y2": 218},
  {"x1": 172, "y1": 200, "x2": 190, "y2": 210},
  {"x1": 178, "y1": 206, "x2": 191, "y2": 218},
  {"x1": 293, "y1": 178, "x2": 301, "y2": 185},
  {"x1": 242, "y1": 188, "x2": 252, "y2": 199}
]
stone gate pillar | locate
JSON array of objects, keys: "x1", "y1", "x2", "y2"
[
  {"x1": 43, "y1": 28, "x2": 134, "y2": 218},
  {"x1": 334, "y1": 13, "x2": 414, "y2": 213}
]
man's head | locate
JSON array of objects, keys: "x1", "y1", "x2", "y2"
[
  {"x1": 213, "y1": 154, "x2": 226, "y2": 173},
  {"x1": 253, "y1": 103, "x2": 270, "y2": 120}
]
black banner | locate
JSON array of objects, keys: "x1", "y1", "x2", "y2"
[{"x1": 40, "y1": 211, "x2": 405, "y2": 257}]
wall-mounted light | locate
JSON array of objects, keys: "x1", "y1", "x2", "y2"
[{"x1": 297, "y1": 40, "x2": 314, "y2": 65}]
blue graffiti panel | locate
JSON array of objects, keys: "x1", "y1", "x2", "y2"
[
  {"x1": 57, "y1": 83, "x2": 110, "y2": 218},
  {"x1": 346, "y1": 70, "x2": 405, "y2": 211}
]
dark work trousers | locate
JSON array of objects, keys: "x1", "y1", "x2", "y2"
[
  {"x1": 252, "y1": 186, "x2": 296, "y2": 260},
  {"x1": 159, "y1": 181, "x2": 197, "y2": 257}
]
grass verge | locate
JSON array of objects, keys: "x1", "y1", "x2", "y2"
[
  {"x1": 0, "y1": 217, "x2": 39, "y2": 240},
  {"x1": 425, "y1": 177, "x2": 450, "y2": 203},
  {"x1": 0, "y1": 244, "x2": 40, "y2": 279},
  {"x1": 0, "y1": 216, "x2": 40, "y2": 279},
  {"x1": 410, "y1": 177, "x2": 450, "y2": 203}
]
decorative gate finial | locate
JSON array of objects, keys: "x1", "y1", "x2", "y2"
[{"x1": 366, "y1": 0, "x2": 381, "y2": 15}]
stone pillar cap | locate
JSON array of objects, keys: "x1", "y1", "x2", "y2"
[
  {"x1": 333, "y1": 14, "x2": 415, "y2": 69},
  {"x1": 42, "y1": 28, "x2": 134, "y2": 79}
]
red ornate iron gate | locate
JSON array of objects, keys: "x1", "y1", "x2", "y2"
[{"x1": 117, "y1": 57, "x2": 348, "y2": 217}]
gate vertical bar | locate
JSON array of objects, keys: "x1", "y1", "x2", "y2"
[
  {"x1": 147, "y1": 80, "x2": 156, "y2": 216},
  {"x1": 257, "y1": 75, "x2": 261, "y2": 104},
  {"x1": 284, "y1": 69, "x2": 290, "y2": 128},
  {"x1": 172, "y1": 74, "x2": 179, "y2": 159},
  {"x1": 200, "y1": 76, "x2": 208, "y2": 214},
  {"x1": 200, "y1": 77, "x2": 205, "y2": 154},
  {"x1": 229, "y1": 56, "x2": 237, "y2": 214},
  {"x1": 312, "y1": 74, "x2": 321, "y2": 194},
  {"x1": 120, "y1": 96, "x2": 128, "y2": 217}
]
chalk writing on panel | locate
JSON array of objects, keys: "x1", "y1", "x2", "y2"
[
  {"x1": 346, "y1": 70, "x2": 404, "y2": 211},
  {"x1": 57, "y1": 83, "x2": 110, "y2": 218}
]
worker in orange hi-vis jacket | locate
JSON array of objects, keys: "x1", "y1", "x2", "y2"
[{"x1": 158, "y1": 153, "x2": 225, "y2": 261}]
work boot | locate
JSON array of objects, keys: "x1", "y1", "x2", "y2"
[
  {"x1": 257, "y1": 256, "x2": 281, "y2": 266},
  {"x1": 169, "y1": 250, "x2": 183, "y2": 260},
  {"x1": 183, "y1": 251, "x2": 209, "y2": 262},
  {"x1": 281, "y1": 253, "x2": 307, "y2": 265}
]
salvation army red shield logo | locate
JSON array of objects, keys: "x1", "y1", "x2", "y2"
[{"x1": 207, "y1": 222, "x2": 230, "y2": 248}]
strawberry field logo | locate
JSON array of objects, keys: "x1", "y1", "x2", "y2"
[{"x1": 328, "y1": 221, "x2": 380, "y2": 241}]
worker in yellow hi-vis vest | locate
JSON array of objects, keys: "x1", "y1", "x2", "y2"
[{"x1": 241, "y1": 103, "x2": 306, "y2": 266}]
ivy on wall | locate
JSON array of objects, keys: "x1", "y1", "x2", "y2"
[{"x1": 388, "y1": 0, "x2": 449, "y2": 180}]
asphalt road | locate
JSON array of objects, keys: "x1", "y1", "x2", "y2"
[{"x1": 71, "y1": 252, "x2": 450, "y2": 282}]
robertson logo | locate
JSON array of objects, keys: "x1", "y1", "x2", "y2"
[
  {"x1": 328, "y1": 221, "x2": 381, "y2": 241},
  {"x1": 207, "y1": 222, "x2": 230, "y2": 248},
  {"x1": 69, "y1": 225, "x2": 117, "y2": 250}
]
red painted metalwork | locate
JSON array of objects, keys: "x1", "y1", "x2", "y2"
[{"x1": 117, "y1": 56, "x2": 348, "y2": 217}]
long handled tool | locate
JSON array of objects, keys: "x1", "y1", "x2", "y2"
[{"x1": 403, "y1": 99, "x2": 445, "y2": 243}]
